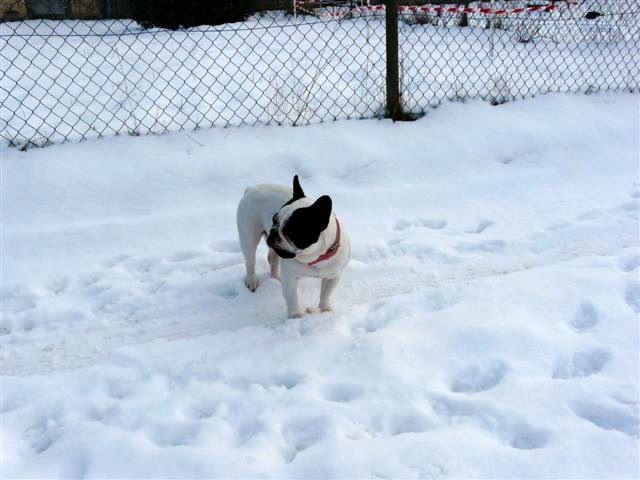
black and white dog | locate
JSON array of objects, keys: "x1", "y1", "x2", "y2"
[{"x1": 236, "y1": 175, "x2": 350, "y2": 318}]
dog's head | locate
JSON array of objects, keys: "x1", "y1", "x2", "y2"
[{"x1": 267, "y1": 175, "x2": 332, "y2": 259}]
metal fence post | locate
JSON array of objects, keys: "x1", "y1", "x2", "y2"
[{"x1": 385, "y1": 0, "x2": 403, "y2": 120}]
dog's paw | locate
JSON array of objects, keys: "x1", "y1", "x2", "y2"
[
  {"x1": 306, "y1": 307, "x2": 317, "y2": 314},
  {"x1": 288, "y1": 311, "x2": 303, "y2": 319},
  {"x1": 270, "y1": 270, "x2": 281, "y2": 281},
  {"x1": 319, "y1": 304, "x2": 333, "y2": 312},
  {"x1": 244, "y1": 274, "x2": 258, "y2": 292}
]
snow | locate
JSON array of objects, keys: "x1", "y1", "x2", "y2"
[{"x1": 1, "y1": 93, "x2": 639, "y2": 478}]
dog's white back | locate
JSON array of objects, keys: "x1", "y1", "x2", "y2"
[{"x1": 237, "y1": 184, "x2": 291, "y2": 242}]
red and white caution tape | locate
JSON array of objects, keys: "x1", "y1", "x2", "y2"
[
  {"x1": 295, "y1": 1, "x2": 579, "y2": 19},
  {"x1": 395, "y1": 1, "x2": 578, "y2": 15}
]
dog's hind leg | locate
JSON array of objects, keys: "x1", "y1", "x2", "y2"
[
  {"x1": 239, "y1": 229, "x2": 262, "y2": 292},
  {"x1": 268, "y1": 248, "x2": 281, "y2": 280}
]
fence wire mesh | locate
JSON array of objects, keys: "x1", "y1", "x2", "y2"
[
  {"x1": 399, "y1": 0, "x2": 640, "y2": 111},
  {"x1": 1, "y1": 0, "x2": 638, "y2": 148}
]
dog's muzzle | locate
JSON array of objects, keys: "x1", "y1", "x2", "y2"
[{"x1": 267, "y1": 229, "x2": 295, "y2": 259}]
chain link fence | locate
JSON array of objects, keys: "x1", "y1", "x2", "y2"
[
  {"x1": 1, "y1": 0, "x2": 638, "y2": 148},
  {"x1": 399, "y1": 0, "x2": 640, "y2": 111}
]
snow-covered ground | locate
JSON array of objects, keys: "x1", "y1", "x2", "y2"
[
  {"x1": 1, "y1": 93, "x2": 639, "y2": 477},
  {"x1": 2, "y1": 0, "x2": 638, "y2": 147}
]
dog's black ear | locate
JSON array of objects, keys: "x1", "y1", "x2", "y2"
[
  {"x1": 310, "y1": 195, "x2": 332, "y2": 231},
  {"x1": 284, "y1": 195, "x2": 333, "y2": 249},
  {"x1": 292, "y1": 175, "x2": 305, "y2": 200}
]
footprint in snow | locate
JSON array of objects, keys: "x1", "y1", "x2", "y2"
[
  {"x1": 624, "y1": 281, "x2": 640, "y2": 314},
  {"x1": 611, "y1": 200, "x2": 640, "y2": 221},
  {"x1": 618, "y1": 254, "x2": 640, "y2": 272},
  {"x1": 146, "y1": 280, "x2": 167, "y2": 295},
  {"x1": 147, "y1": 421, "x2": 201, "y2": 447},
  {"x1": 431, "y1": 395, "x2": 550, "y2": 449},
  {"x1": 283, "y1": 417, "x2": 329, "y2": 462},
  {"x1": 25, "y1": 420, "x2": 62, "y2": 454},
  {"x1": 83, "y1": 283, "x2": 113, "y2": 297},
  {"x1": 464, "y1": 219, "x2": 494, "y2": 234},
  {"x1": 127, "y1": 257, "x2": 159, "y2": 274},
  {"x1": 508, "y1": 423, "x2": 552, "y2": 450},
  {"x1": 79, "y1": 272, "x2": 100, "y2": 287},
  {"x1": 498, "y1": 155, "x2": 515, "y2": 164},
  {"x1": 187, "y1": 399, "x2": 219, "y2": 420},
  {"x1": 0, "y1": 286, "x2": 38, "y2": 315},
  {"x1": 323, "y1": 382, "x2": 365, "y2": 403},
  {"x1": 394, "y1": 218, "x2": 447, "y2": 231},
  {"x1": 47, "y1": 277, "x2": 70, "y2": 295},
  {"x1": 386, "y1": 410, "x2": 434, "y2": 436},
  {"x1": 361, "y1": 315, "x2": 391, "y2": 333},
  {"x1": 569, "y1": 301, "x2": 599, "y2": 333},
  {"x1": 613, "y1": 200, "x2": 639, "y2": 213},
  {"x1": 271, "y1": 371, "x2": 305, "y2": 390},
  {"x1": 449, "y1": 359, "x2": 507, "y2": 394},
  {"x1": 456, "y1": 239, "x2": 506, "y2": 254},
  {"x1": 572, "y1": 400, "x2": 639, "y2": 437},
  {"x1": 358, "y1": 302, "x2": 394, "y2": 333},
  {"x1": 215, "y1": 284, "x2": 239, "y2": 300},
  {"x1": 545, "y1": 220, "x2": 572, "y2": 231},
  {"x1": 552, "y1": 347, "x2": 612, "y2": 379}
]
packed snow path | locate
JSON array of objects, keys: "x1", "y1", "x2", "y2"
[
  {"x1": 1, "y1": 94, "x2": 639, "y2": 478},
  {"x1": 1, "y1": 212, "x2": 637, "y2": 377}
]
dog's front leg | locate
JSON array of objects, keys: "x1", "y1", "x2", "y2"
[
  {"x1": 282, "y1": 273, "x2": 302, "y2": 318},
  {"x1": 319, "y1": 276, "x2": 340, "y2": 312}
]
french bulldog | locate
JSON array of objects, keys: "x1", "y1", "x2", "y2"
[{"x1": 236, "y1": 175, "x2": 350, "y2": 318}]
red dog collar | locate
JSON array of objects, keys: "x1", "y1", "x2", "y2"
[{"x1": 308, "y1": 218, "x2": 341, "y2": 266}]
